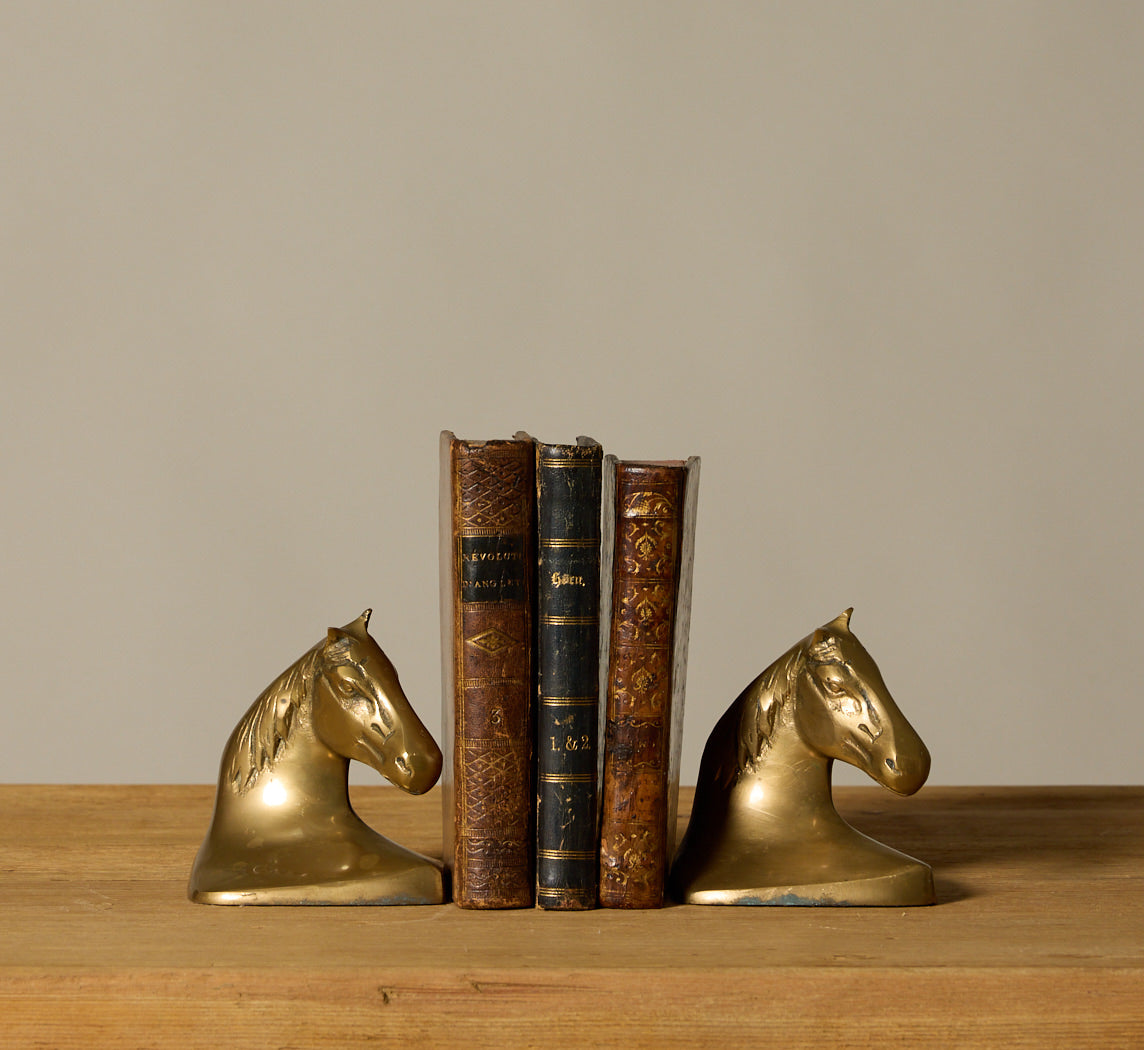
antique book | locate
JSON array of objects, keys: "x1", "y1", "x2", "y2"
[
  {"x1": 532, "y1": 437, "x2": 603, "y2": 910},
  {"x1": 440, "y1": 432, "x2": 536, "y2": 908},
  {"x1": 597, "y1": 456, "x2": 700, "y2": 908}
]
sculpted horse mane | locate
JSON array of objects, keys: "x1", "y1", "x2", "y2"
[
  {"x1": 189, "y1": 611, "x2": 446, "y2": 906},
  {"x1": 670, "y1": 609, "x2": 935, "y2": 906},
  {"x1": 225, "y1": 644, "x2": 320, "y2": 793},
  {"x1": 735, "y1": 642, "x2": 804, "y2": 777}
]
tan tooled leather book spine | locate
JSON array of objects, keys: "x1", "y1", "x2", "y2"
[
  {"x1": 598, "y1": 461, "x2": 686, "y2": 908},
  {"x1": 442, "y1": 435, "x2": 535, "y2": 908}
]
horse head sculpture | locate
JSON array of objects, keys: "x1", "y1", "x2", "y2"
[
  {"x1": 669, "y1": 609, "x2": 934, "y2": 906},
  {"x1": 189, "y1": 610, "x2": 445, "y2": 905}
]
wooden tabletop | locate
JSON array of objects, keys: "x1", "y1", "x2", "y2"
[{"x1": 2, "y1": 785, "x2": 1141, "y2": 1048}]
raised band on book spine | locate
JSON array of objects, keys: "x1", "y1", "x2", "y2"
[{"x1": 534, "y1": 438, "x2": 602, "y2": 910}]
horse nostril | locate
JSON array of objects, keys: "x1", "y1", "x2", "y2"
[{"x1": 885, "y1": 756, "x2": 897, "y2": 773}]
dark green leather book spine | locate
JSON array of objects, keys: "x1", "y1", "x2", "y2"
[{"x1": 534, "y1": 438, "x2": 602, "y2": 910}]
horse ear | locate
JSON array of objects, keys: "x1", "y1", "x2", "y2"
[
  {"x1": 810, "y1": 610, "x2": 851, "y2": 660},
  {"x1": 830, "y1": 608, "x2": 853, "y2": 632},
  {"x1": 331, "y1": 609, "x2": 373, "y2": 644}
]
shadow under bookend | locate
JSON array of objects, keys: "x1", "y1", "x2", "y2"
[
  {"x1": 188, "y1": 610, "x2": 446, "y2": 905},
  {"x1": 669, "y1": 609, "x2": 935, "y2": 907}
]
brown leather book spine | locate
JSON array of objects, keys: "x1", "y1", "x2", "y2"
[
  {"x1": 444, "y1": 435, "x2": 535, "y2": 908},
  {"x1": 598, "y1": 461, "x2": 686, "y2": 908}
]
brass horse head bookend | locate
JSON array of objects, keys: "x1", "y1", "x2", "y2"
[
  {"x1": 189, "y1": 610, "x2": 446, "y2": 905},
  {"x1": 669, "y1": 610, "x2": 934, "y2": 906}
]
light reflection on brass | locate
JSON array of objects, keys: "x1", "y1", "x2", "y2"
[
  {"x1": 670, "y1": 609, "x2": 934, "y2": 906},
  {"x1": 189, "y1": 610, "x2": 445, "y2": 905}
]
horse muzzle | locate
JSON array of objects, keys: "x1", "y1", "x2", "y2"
[
  {"x1": 879, "y1": 737, "x2": 931, "y2": 796},
  {"x1": 389, "y1": 741, "x2": 443, "y2": 795}
]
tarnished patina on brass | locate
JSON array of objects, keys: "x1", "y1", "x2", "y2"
[
  {"x1": 670, "y1": 609, "x2": 934, "y2": 906},
  {"x1": 189, "y1": 610, "x2": 445, "y2": 905}
]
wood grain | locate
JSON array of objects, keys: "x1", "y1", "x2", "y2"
[{"x1": 2, "y1": 785, "x2": 1141, "y2": 1047}]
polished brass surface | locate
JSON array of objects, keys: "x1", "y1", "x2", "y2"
[
  {"x1": 670, "y1": 609, "x2": 934, "y2": 906},
  {"x1": 189, "y1": 610, "x2": 445, "y2": 904}
]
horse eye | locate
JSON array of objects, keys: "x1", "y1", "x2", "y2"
[{"x1": 823, "y1": 678, "x2": 845, "y2": 695}]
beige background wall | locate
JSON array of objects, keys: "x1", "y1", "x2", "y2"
[{"x1": 3, "y1": 3, "x2": 1140, "y2": 786}]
